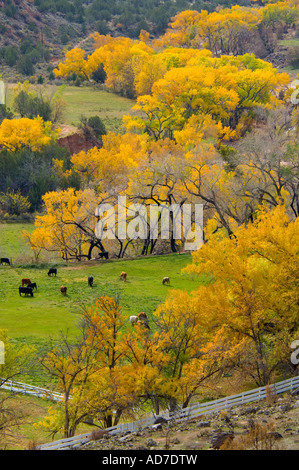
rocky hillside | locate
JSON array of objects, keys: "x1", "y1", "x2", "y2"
[
  {"x1": 0, "y1": 1, "x2": 83, "y2": 59},
  {"x1": 82, "y1": 392, "x2": 299, "y2": 451},
  {"x1": 0, "y1": 0, "x2": 297, "y2": 81}
]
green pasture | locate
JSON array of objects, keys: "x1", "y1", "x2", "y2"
[
  {"x1": 0, "y1": 224, "x2": 204, "y2": 344},
  {"x1": 0, "y1": 223, "x2": 205, "y2": 445},
  {"x1": 0, "y1": 222, "x2": 34, "y2": 262},
  {"x1": 278, "y1": 38, "x2": 299, "y2": 48},
  {"x1": 5, "y1": 83, "x2": 135, "y2": 133},
  {"x1": 0, "y1": 254, "x2": 201, "y2": 339},
  {"x1": 59, "y1": 85, "x2": 135, "y2": 131}
]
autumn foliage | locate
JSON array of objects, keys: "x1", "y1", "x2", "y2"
[
  {"x1": 0, "y1": 116, "x2": 58, "y2": 151},
  {"x1": 34, "y1": 205, "x2": 299, "y2": 437},
  {"x1": 2, "y1": 0, "x2": 297, "y2": 435}
]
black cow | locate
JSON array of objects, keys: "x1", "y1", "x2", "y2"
[
  {"x1": 19, "y1": 286, "x2": 34, "y2": 297},
  {"x1": 27, "y1": 282, "x2": 37, "y2": 291},
  {"x1": 0, "y1": 258, "x2": 10, "y2": 265},
  {"x1": 88, "y1": 275, "x2": 93, "y2": 287},
  {"x1": 98, "y1": 251, "x2": 109, "y2": 259},
  {"x1": 48, "y1": 268, "x2": 57, "y2": 276}
]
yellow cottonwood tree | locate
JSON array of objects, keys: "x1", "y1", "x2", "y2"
[
  {"x1": 0, "y1": 117, "x2": 58, "y2": 151},
  {"x1": 124, "y1": 54, "x2": 288, "y2": 142},
  {"x1": 183, "y1": 204, "x2": 299, "y2": 386},
  {"x1": 153, "y1": 289, "x2": 241, "y2": 408},
  {"x1": 54, "y1": 48, "x2": 88, "y2": 80},
  {"x1": 37, "y1": 296, "x2": 129, "y2": 436},
  {"x1": 27, "y1": 188, "x2": 104, "y2": 261}
]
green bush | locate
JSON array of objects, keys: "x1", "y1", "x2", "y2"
[
  {"x1": 3, "y1": 46, "x2": 18, "y2": 67},
  {"x1": 4, "y1": 3, "x2": 17, "y2": 17},
  {"x1": 87, "y1": 115, "x2": 107, "y2": 139},
  {"x1": 13, "y1": 90, "x2": 52, "y2": 121},
  {"x1": 287, "y1": 45, "x2": 299, "y2": 68},
  {"x1": 16, "y1": 55, "x2": 35, "y2": 76}
]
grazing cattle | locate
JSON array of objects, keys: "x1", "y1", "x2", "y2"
[
  {"x1": 98, "y1": 251, "x2": 109, "y2": 259},
  {"x1": 130, "y1": 315, "x2": 138, "y2": 325},
  {"x1": 21, "y1": 278, "x2": 31, "y2": 287},
  {"x1": 60, "y1": 286, "x2": 67, "y2": 295},
  {"x1": 27, "y1": 282, "x2": 37, "y2": 291},
  {"x1": 19, "y1": 286, "x2": 33, "y2": 297},
  {"x1": 162, "y1": 276, "x2": 170, "y2": 285},
  {"x1": 88, "y1": 275, "x2": 94, "y2": 287},
  {"x1": 120, "y1": 271, "x2": 127, "y2": 282},
  {"x1": 48, "y1": 268, "x2": 57, "y2": 276},
  {"x1": 0, "y1": 257, "x2": 10, "y2": 265},
  {"x1": 138, "y1": 312, "x2": 150, "y2": 329}
]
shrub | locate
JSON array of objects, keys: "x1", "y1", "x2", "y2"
[
  {"x1": 87, "y1": 115, "x2": 107, "y2": 139},
  {"x1": 220, "y1": 421, "x2": 282, "y2": 450},
  {"x1": 4, "y1": 3, "x2": 17, "y2": 18},
  {"x1": 3, "y1": 46, "x2": 18, "y2": 67},
  {"x1": 0, "y1": 190, "x2": 31, "y2": 217},
  {"x1": 287, "y1": 45, "x2": 299, "y2": 68},
  {"x1": 17, "y1": 55, "x2": 35, "y2": 76}
]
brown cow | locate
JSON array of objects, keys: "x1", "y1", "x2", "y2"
[
  {"x1": 120, "y1": 271, "x2": 127, "y2": 281},
  {"x1": 60, "y1": 286, "x2": 67, "y2": 295},
  {"x1": 138, "y1": 312, "x2": 147, "y2": 320},
  {"x1": 137, "y1": 312, "x2": 150, "y2": 329},
  {"x1": 21, "y1": 278, "x2": 31, "y2": 287},
  {"x1": 162, "y1": 276, "x2": 170, "y2": 285}
]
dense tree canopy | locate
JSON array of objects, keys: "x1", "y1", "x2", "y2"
[{"x1": 13, "y1": 0, "x2": 299, "y2": 433}]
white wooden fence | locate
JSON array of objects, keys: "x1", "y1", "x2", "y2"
[
  {"x1": 0, "y1": 378, "x2": 64, "y2": 402},
  {"x1": 36, "y1": 375, "x2": 299, "y2": 450}
]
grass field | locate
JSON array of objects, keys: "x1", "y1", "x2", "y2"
[
  {"x1": 0, "y1": 222, "x2": 35, "y2": 262},
  {"x1": 0, "y1": 253, "x2": 201, "y2": 340},
  {"x1": 59, "y1": 85, "x2": 135, "y2": 131},
  {"x1": 278, "y1": 38, "x2": 299, "y2": 47},
  {"x1": 278, "y1": 38, "x2": 299, "y2": 78},
  {"x1": 0, "y1": 223, "x2": 207, "y2": 450},
  {"x1": 5, "y1": 83, "x2": 135, "y2": 133}
]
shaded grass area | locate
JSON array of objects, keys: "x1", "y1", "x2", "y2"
[{"x1": 278, "y1": 38, "x2": 299, "y2": 78}]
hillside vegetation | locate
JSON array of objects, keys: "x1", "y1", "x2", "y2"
[
  {"x1": 0, "y1": 0, "x2": 255, "y2": 79},
  {"x1": 1, "y1": 0, "x2": 298, "y2": 80}
]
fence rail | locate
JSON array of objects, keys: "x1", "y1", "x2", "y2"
[
  {"x1": 36, "y1": 375, "x2": 299, "y2": 450},
  {"x1": 0, "y1": 378, "x2": 64, "y2": 401}
]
